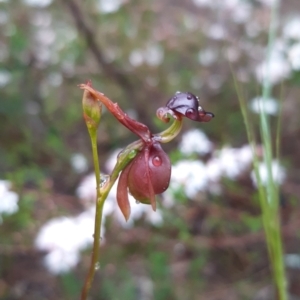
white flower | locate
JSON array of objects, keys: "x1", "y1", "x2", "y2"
[
  {"x1": 43, "y1": 249, "x2": 80, "y2": 275},
  {"x1": 206, "y1": 158, "x2": 223, "y2": 182},
  {"x1": 105, "y1": 148, "x2": 122, "y2": 173},
  {"x1": 198, "y1": 49, "x2": 218, "y2": 66},
  {"x1": 257, "y1": 0, "x2": 277, "y2": 7},
  {"x1": 206, "y1": 24, "x2": 227, "y2": 40},
  {"x1": 288, "y1": 42, "x2": 300, "y2": 70},
  {"x1": 283, "y1": 17, "x2": 300, "y2": 41},
  {"x1": 249, "y1": 96, "x2": 279, "y2": 115},
  {"x1": 144, "y1": 45, "x2": 164, "y2": 67},
  {"x1": 0, "y1": 70, "x2": 11, "y2": 87},
  {"x1": 35, "y1": 208, "x2": 97, "y2": 274},
  {"x1": 70, "y1": 153, "x2": 88, "y2": 174},
  {"x1": 285, "y1": 254, "x2": 300, "y2": 269},
  {"x1": 129, "y1": 49, "x2": 144, "y2": 67},
  {"x1": 0, "y1": 180, "x2": 19, "y2": 216},
  {"x1": 164, "y1": 145, "x2": 254, "y2": 203},
  {"x1": 23, "y1": 0, "x2": 52, "y2": 7},
  {"x1": 97, "y1": 0, "x2": 122, "y2": 14},
  {"x1": 231, "y1": 2, "x2": 252, "y2": 24},
  {"x1": 251, "y1": 160, "x2": 286, "y2": 187},
  {"x1": 129, "y1": 45, "x2": 164, "y2": 67},
  {"x1": 76, "y1": 173, "x2": 97, "y2": 204},
  {"x1": 255, "y1": 52, "x2": 291, "y2": 85},
  {"x1": 170, "y1": 160, "x2": 208, "y2": 199},
  {"x1": 213, "y1": 145, "x2": 253, "y2": 179},
  {"x1": 179, "y1": 129, "x2": 213, "y2": 155},
  {"x1": 192, "y1": 0, "x2": 212, "y2": 7}
]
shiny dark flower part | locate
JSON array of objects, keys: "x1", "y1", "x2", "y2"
[
  {"x1": 117, "y1": 142, "x2": 171, "y2": 220},
  {"x1": 166, "y1": 91, "x2": 214, "y2": 122}
]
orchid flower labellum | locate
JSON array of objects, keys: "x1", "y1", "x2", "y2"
[
  {"x1": 117, "y1": 142, "x2": 171, "y2": 220},
  {"x1": 157, "y1": 91, "x2": 214, "y2": 123}
]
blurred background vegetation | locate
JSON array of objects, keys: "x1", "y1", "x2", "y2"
[{"x1": 1, "y1": 0, "x2": 300, "y2": 299}]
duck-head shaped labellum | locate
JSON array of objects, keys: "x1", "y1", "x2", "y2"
[
  {"x1": 117, "y1": 142, "x2": 171, "y2": 220},
  {"x1": 166, "y1": 92, "x2": 214, "y2": 122}
]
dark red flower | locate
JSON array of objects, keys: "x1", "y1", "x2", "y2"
[
  {"x1": 117, "y1": 142, "x2": 171, "y2": 220},
  {"x1": 165, "y1": 91, "x2": 214, "y2": 122},
  {"x1": 79, "y1": 83, "x2": 214, "y2": 221}
]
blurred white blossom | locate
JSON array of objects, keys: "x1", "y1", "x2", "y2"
[
  {"x1": 144, "y1": 45, "x2": 164, "y2": 66},
  {"x1": 257, "y1": 0, "x2": 277, "y2": 7},
  {"x1": 249, "y1": 96, "x2": 279, "y2": 115},
  {"x1": 35, "y1": 28, "x2": 56, "y2": 46},
  {"x1": 97, "y1": 0, "x2": 122, "y2": 14},
  {"x1": 198, "y1": 48, "x2": 218, "y2": 66},
  {"x1": 283, "y1": 17, "x2": 300, "y2": 41},
  {"x1": 170, "y1": 160, "x2": 208, "y2": 199},
  {"x1": 211, "y1": 145, "x2": 253, "y2": 180},
  {"x1": 206, "y1": 24, "x2": 227, "y2": 40},
  {"x1": 231, "y1": 2, "x2": 252, "y2": 24},
  {"x1": 129, "y1": 49, "x2": 144, "y2": 67},
  {"x1": 285, "y1": 254, "x2": 300, "y2": 269},
  {"x1": 105, "y1": 148, "x2": 122, "y2": 173},
  {"x1": 43, "y1": 249, "x2": 80, "y2": 275},
  {"x1": 164, "y1": 144, "x2": 254, "y2": 203},
  {"x1": 179, "y1": 129, "x2": 213, "y2": 155},
  {"x1": 70, "y1": 153, "x2": 88, "y2": 174},
  {"x1": 129, "y1": 45, "x2": 163, "y2": 67},
  {"x1": 76, "y1": 173, "x2": 97, "y2": 204},
  {"x1": 47, "y1": 72, "x2": 63, "y2": 87},
  {"x1": 0, "y1": 180, "x2": 19, "y2": 217},
  {"x1": 256, "y1": 52, "x2": 291, "y2": 85},
  {"x1": 169, "y1": 134, "x2": 253, "y2": 202},
  {"x1": 251, "y1": 160, "x2": 286, "y2": 187},
  {"x1": 0, "y1": 70, "x2": 11, "y2": 87},
  {"x1": 288, "y1": 43, "x2": 300, "y2": 70},
  {"x1": 192, "y1": 0, "x2": 211, "y2": 7},
  {"x1": 0, "y1": 11, "x2": 8, "y2": 24},
  {"x1": 35, "y1": 208, "x2": 98, "y2": 274},
  {"x1": 23, "y1": 0, "x2": 52, "y2": 7}
]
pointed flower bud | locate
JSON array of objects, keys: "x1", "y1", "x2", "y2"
[{"x1": 82, "y1": 80, "x2": 102, "y2": 131}]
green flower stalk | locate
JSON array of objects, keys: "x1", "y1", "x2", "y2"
[
  {"x1": 82, "y1": 80, "x2": 102, "y2": 133},
  {"x1": 80, "y1": 80, "x2": 103, "y2": 300}
]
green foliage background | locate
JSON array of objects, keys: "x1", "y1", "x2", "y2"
[{"x1": 1, "y1": 0, "x2": 300, "y2": 299}]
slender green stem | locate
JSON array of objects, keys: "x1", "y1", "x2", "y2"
[
  {"x1": 230, "y1": 3, "x2": 287, "y2": 293},
  {"x1": 154, "y1": 118, "x2": 183, "y2": 143},
  {"x1": 230, "y1": 71, "x2": 274, "y2": 261},
  {"x1": 81, "y1": 130, "x2": 104, "y2": 300},
  {"x1": 260, "y1": 0, "x2": 287, "y2": 298},
  {"x1": 80, "y1": 113, "x2": 182, "y2": 299}
]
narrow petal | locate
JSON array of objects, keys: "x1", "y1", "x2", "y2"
[
  {"x1": 79, "y1": 83, "x2": 151, "y2": 142},
  {"x1": 116, "y1": 164, "x2": 132, "y2": 221}
]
